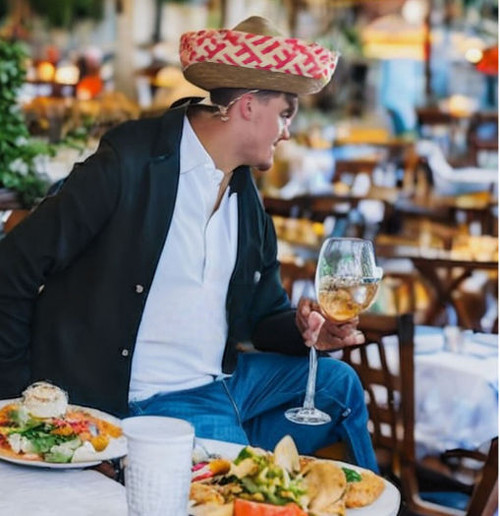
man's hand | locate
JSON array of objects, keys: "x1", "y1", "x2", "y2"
[{"x1": 296, "y1": 297, "x2": 365, "y2": 351}]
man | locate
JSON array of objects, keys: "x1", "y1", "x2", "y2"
[{"x1": 0, "y1": 16, "x2": 377, "y2": 470}]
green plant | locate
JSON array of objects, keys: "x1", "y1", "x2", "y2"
[
  {"x1": 27, "y1": 0, "x2": 104, "y2": 29},
  {"x1": 0, "y1": 39, "x2": 53, "y2": 207}
]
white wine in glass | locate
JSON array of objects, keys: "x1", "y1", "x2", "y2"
[
  {"x1": 285, "y1": 237, "x2": 382, "y2": 426},
  {"x1": 316, "y1": 237, "x2": 383, "y2": 322},
  {"x1": 317, "y1": 277, "x2": 380, "y2": 322}
]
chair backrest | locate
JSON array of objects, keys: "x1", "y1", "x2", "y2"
[
  {"x1": 332, "y1": 158, "x2": 379, "y2": 184},
  {"x1": 263, "y1": 196, "x2": 306, "y2": 218},
  {"x1": 342, "y1": 312, "x2": 416, "y2": 476},
  {"x1": 279, "y1": 260, "x2": 316, "y2": 305},
  {"x1": 466, "y1": 111, "x2": 498, "y2": 166},
  {"x1": 345, "y1": 312, "x2": 498, "y2": 516},
  {"x1": 416, "y1": 107, "x2": 454, "y2": 128},
  {"x1": 305, "y1": 195, "x2": 361, "y2": 221},
  {"x1": 465, "y1": 437, "x2": 498, "y2": 516}
]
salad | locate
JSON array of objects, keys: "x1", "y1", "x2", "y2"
[
  {"x1": 190, "y1": 435, "x2": 385, "y2": 515},
  {"x1": 0, "y1": 382, "x2": 123, "y2": 464}
]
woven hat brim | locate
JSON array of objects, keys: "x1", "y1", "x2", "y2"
[{"x1": 183, "y1": 62, "x2": 329, "y2": 96}]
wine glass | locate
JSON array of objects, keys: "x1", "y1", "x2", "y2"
[{"x1": 285, "y1": 237, "x2": 383, "y2": 426}]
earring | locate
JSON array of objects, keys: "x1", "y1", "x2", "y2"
[{"x1": 219, "y1": 106, "x2": 229, "y2": 122}]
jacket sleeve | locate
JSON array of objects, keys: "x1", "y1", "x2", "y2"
[
  {"x1": 250, "y1": 214, "x2": 308, "y2": 356},
  {"x1": 0, "y1": 139, "x2": 121, "y2": 398}
]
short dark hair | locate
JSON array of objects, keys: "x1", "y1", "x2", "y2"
[{"x1": 210, "y1": 88, "x2": 296, "y2": 109}]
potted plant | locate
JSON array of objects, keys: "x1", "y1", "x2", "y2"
[{"x1": 0, "y1": 39, "x2": 53, "y2": 209}]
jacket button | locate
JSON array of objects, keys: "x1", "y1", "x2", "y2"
[
  {"x1": 135, "y1": 284, "x2": 144, "y2": 294},
  {"x1": 253, "y1": 271, "x2": 261, "y2": 284},
  {"x1": 121, "y1": 349, "x2": 129, "y2": 357}
]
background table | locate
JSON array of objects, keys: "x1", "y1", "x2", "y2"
[{"x1": 383, "y1": 328, "x2": 498, "y2": 458}]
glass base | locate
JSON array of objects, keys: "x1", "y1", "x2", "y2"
[{"x1": 284, "y1": 406, "x2": 332, "y2": 426}]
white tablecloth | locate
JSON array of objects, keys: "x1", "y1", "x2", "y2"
[
  {"x1": 0, "y1": 440, "x2": 399, "y2": 516},
  {"x1": 0, "y1": 461, "x2": 127, "y2": 516},
  {"x1": 383, "y1": 328, "x2": 498, "y2": 458}
]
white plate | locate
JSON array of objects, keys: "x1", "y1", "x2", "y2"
[
  {"x1": 196, "y1": 438, "x2": 401, "y2": 516},
  {"x1": 0, "y1": 398, "x2": 127, "y2": 469}
]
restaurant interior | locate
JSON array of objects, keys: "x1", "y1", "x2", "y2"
[{"x1": 0, "y1": 0, "x2": 497, "y2": 515}]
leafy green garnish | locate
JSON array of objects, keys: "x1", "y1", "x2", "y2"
[
  {"x1": 342, "y1": 467, "x2": 362, "y2": 482},
  {"x1": 12, "y1": 424, "x2": 77, "y2": 455},
  {"x1": 232, "y1": 447, "x2": 306, "y2": 505},
  {"x1": 44, "y1": 439, "x2": 81, "y2": 463}
]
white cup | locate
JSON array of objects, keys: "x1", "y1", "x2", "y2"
[{"x1": 122, "y1": 416, "x2": 195, "y2": 516}]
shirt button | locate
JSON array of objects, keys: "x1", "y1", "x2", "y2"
[
  {"x1": 135, "y1": 284, "x2": 144, "y2": 294},
  {"x1": 253, "y1": 271, "x2": 261, "y2": 284},
  {"x1": 121, "y1": 349, "x2": 129, "y2": 357}
]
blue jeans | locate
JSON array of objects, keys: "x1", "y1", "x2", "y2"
[{"x1": 128, "y1": 352, "x2": 378, "y2": 472}]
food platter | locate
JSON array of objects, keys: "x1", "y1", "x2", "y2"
[
  {"x1": 195, "y1": 438, "x2": 401, "y2": 516},
  {"x1": 0, "y1": 398, "x2": 127, "y2": 469}
]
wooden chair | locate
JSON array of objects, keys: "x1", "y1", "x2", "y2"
[
  {"x1": 415, "y1": 108, "x2": 457, "y2": 160},
  {"x1": 466, "y1": 111, "x2": 498, "y2": 167},
  {"x1": 416, "y1": 108, "x2": 454, "y2": 130},
  {"x1": 342, "y1": 313, "x2": 415, "y2": 479},
  {"x1": 306, "y1": 194, "x2": 361, "y2": 221},
  {"x1": 263, "y1": 196, "x2": 306, "y2": 218},
  {"x1": 464, "y1": 437, "x2": 498, "y2": 516},
  {"x1": 303, "y1": 195, "x2": 367, "y2": 238},
  {"x1": 332, "y1": 158, "x2": 379, "y2": 184},
  {"x1": 342, "y1": 312, "x2": 498, "y2": 516},
  {"x1": 279, "y1": 259, "x2": 316, "y2": 306}
]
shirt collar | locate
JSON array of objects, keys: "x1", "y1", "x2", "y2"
[{"x1": 180, "y1": 115, "x2": 217, "y2": 175}]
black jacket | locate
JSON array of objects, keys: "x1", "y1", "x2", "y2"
[{"x1": 0, "y1": 104, "x2": 307, "y2": 417}]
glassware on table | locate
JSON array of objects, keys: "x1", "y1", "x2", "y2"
[
  {"x1": 122, "y1": 416, "x2": 195, "y2": 516},
  {"x1": 285, "y1": 237, "x2": 383, "y2": 426}
]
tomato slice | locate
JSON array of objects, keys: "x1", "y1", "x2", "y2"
[{"x1": 233, "y1": 499, "x2": 307, "y2": 516}]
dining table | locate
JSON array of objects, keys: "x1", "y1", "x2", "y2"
[
  {"x1": 393, "y1": 190, "x2": 498, "y2": 236},
  {"x1": 375, "y1": 235, "x2": 498, "y2": 327},
  {"x1": 0, "y1": 437, "x2": 402, "y2": 516}
]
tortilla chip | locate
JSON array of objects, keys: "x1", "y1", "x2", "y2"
[
  {"x1": 344, "y1": 471, "x2": 385, "y2": 508},
  {"x1": 274, "y1": 435, "x2": 300, "y2": 473},
  {"x1": 313, "y1": 497, "x2": 346, "y2": 516},
  {"x1": 190, "y1": 502, "x2": 234, "y2": 516},
  {"x1": 190, "y1": 482, "x2": 225, "y2": 505},
  {"x1": 230, "y1": 457, "x2": 259, "y2": 478},
  {"x1": 302, "y1": 460, "x2": 347, "y2": 512}
]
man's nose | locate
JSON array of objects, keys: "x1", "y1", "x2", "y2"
[{"x1": 280, "y1": 123, "x2": 291, "y2": 141}]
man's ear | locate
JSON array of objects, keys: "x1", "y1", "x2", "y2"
[{"x1": 238, "y1": 93, "x2": 255, "y2": 121}]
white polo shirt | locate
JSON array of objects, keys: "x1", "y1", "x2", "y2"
[{"x1": 128, "y1": 117, "x2": 238, "y2": 402}]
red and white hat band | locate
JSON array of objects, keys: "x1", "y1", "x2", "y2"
[{"x1": 180, "y1": 29, "x2": 338, "y2": 83}]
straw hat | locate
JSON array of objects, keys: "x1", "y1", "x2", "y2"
[{"x1": 179, "y1": 16, "x2": 339, "y2": 96}]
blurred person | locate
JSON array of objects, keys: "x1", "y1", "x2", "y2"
[
  {"x1": 0, "y1": 16, "x2": 377, "y2": 470},
  {"x1": 76, "y1": 46, "x2": 104, "y2": 100}
]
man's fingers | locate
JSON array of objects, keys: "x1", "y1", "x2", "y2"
[
  {"x1": 314, "y1": 328, "x2": 365, "y2": 351},
  {"x1": 307, "y1": 310, "x2": 324, "y2": 331}
]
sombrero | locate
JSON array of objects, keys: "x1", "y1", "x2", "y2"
[{"x1": 179, "y1": 16, "x2": 339, "y2": 96}]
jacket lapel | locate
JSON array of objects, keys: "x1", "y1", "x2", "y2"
[
  {"x1": 136, "y1": 107, "x2": 186, "y2": 274},
  {"x1": 229, "y1": 167, "x2": 263, "y2": 284}
]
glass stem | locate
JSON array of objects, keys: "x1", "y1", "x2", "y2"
[{"x1": 303, "y1": 346, "x2": 318, "y2": 410}]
